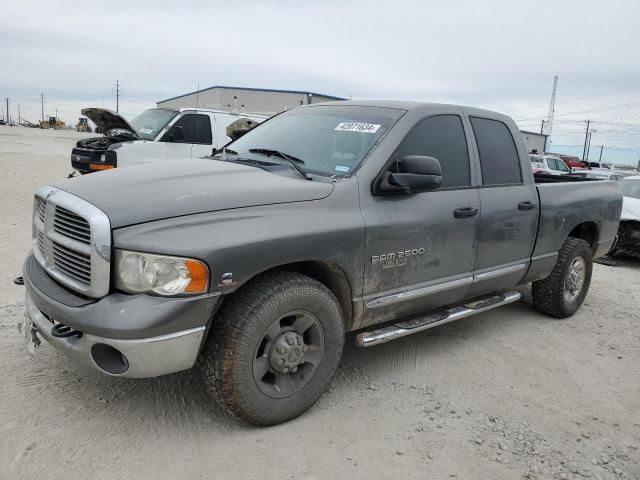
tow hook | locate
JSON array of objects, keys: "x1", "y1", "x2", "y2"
[
  {"x1": 14, "y1": 276, "x2": 24, "y2": 285},
  {"x1": 51, "y1": 323, "x2": 83, "y2": 338}
]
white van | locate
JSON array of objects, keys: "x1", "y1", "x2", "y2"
[{"x1": 71, "y1": 107, "x2": 266, "y2": 173}]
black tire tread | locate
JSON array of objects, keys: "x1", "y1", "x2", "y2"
[
  {"x1": 198, "y1": 270, "x2": 344, "y2": 425},
  {"x1": 532, "y1": 237, "x2": 592, "y2": 318}
]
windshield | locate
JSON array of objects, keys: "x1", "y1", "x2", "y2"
[
  {"x1": 130, "y1": 109, "x2": 179, "y2": 140},
  {"x1": 620, "y1": 179, "x2": 640, "y2": 199},
  {"x1": 222, "y1": 105, "x2": 405, "y2": 177}
]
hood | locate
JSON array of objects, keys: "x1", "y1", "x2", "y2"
[
  {"x1": 82, "y1": 108, "x2": 139, "y2": 139},
  {"x1": 621, "y1": 195, "x2": 640, "y2": 221},
  {"x1": 54, "y1": 159, "x2": 335, "y2": 228}
]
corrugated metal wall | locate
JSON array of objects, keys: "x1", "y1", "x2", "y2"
[
  {"x1": 157, "y1": 87, "x2": 341, "y2": 116},
  {"x1": 520, "y1": 131, "x2": 547, "y2": 154}
]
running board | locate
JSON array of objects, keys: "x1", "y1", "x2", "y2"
[{"x1": 355, "y1": 291, "x2": 521, "y2": 348}]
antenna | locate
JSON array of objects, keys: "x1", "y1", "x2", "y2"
[{"x1": 544, "y1": 75, "x2": 558, "y2": 137}]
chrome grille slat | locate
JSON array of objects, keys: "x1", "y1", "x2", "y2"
[
  {"x1": 36, "y1": 230, "x2": 45, "y2": 255},
  {"x1": 53, "y1": 261, "x2": 91, "y2": 283},
  {"x1": 52, "y1": 246, "x2": 91, "y2": 273},
  {"x1": 53, "y1": 222, "x2": 91, "y2": 243},
  {"x1": 53, "y1": 256, "x2": 91, "y2": 279},
  {"x1": 37, "y1": 198, "x2": 47, "y2": 223},
  {"x1": 32, "y1": 186, "x2": 111, "y2": 298},
  {"x1": 54, "y1": 206, "x2": 91, "y2": 244}
]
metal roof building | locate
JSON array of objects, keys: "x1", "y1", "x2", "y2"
[
  {"x1": 520, "y1": 130, "x2": 548, "y2": 154},
  {"x1": 157, "y1": 85, "x2": 345, "y2": 116}
]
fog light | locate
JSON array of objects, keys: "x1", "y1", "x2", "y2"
[{"x1": 91, "y1": 343, "x2": 129, "y2": 374}]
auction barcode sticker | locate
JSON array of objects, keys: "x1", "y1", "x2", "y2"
[{"x1": 334, "y1": 122, "x2": 381, "y2": 133}]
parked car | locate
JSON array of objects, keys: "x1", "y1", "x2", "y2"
[
  {"x1": 21, "y1": 100, "x2": 622, "y2": 426},
  {"x1": 559, "y1": 155, "x2": 586, "y2": 170},
  {"x1": 530, "y1": 154, "x2": 571, "y2": 175},
  {"x1": 611, "y1": 176, "x2": 640, "y2": 257},
  {"x1": 70, "y1": 107, "x2": 266, "y2": 173}
]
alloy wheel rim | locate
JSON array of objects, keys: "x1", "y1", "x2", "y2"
[
  {"x1": 252, "y1": 310, "x2": 324, "y2": 398},
  {"x1": 563, "y1": 256, "x2": 586, "y2": 303}
]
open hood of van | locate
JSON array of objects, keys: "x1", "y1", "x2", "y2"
[{"x1": 81, "y1": 108, "x2": 139, "y2": 139}]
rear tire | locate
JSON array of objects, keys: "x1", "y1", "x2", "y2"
[
  {"x1": 198, "y1": 270, "x2": 345, "y2": 426},
  {"x1": 532, "y1": 237, "x2": 593, "y2": 318}
]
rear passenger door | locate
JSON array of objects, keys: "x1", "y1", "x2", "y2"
[{"x1": 466, "y1": 116, "x2": 538, "y2": 297}]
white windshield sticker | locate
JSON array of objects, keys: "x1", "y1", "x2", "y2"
[
  {"x1": 334, "y1": 122, "x2": 381, "y2": 133},
  {"x1": 334, "y1": 165, "x2": 351, "y2": 173},
  {"x1": 139, "y1": 128, "x2": 154, "y2": 134}
]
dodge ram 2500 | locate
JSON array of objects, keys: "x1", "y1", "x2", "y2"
[{"x1": 21, "y1": 100, "x2": 622, "y2": 425}]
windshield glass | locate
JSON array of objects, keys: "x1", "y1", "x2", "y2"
[
  {"x1": 620, "y1": 179, "x2": 640, "y2": 199},
  {"x1": 130, "y1": 109, "x2": 179, "y2": 140},
  {"x1": 222, "y1": 105, "x2": 405, "y2": 177}
]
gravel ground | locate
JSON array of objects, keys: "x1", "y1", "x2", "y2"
[{"x1": 1, "y1": 125, "x2": 639, "y2": 480}]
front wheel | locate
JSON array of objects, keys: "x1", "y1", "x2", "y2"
[
  {"x1": 198, "y1": 270, "x2": 345, "y2": 426},
  {"x1": 532, "y1": 237, "x2": 593, "y2": 318}
]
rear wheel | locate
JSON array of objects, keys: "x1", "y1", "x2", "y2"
[
  {"x1": 532, "y1": 237, "x2": 593, "y2": 318},
  {"x1": 199, "y1": 270, "x2": 345, "y2": 426}
]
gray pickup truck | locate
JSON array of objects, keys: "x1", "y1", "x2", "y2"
[{"x1": 20, "y1": 101, "x2": 622, "y2": 426}]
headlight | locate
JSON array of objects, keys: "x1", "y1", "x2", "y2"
[{"x1": 115, "y1": 250, "x2": 208, "y2": 296}]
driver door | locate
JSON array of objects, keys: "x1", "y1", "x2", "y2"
[{"x1": 358, "y1": 113, "x2": 480, "y2": 327}]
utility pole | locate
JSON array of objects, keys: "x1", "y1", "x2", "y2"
[
  {"x1": 18, "y1": 104, "x2": 20, "y2": 125},
  {"x1": 598, "y1": 145, "x2": 604, "y2": 162},
  {"x1": 586, "y1": 131, "x2": 593, "y2": 161},
  {"x1": 114, "y1": 80, "x2": 120, "y2": 113},
  {"x1": 40, "y1": 92, "x2": 45, "y2": 122},
  {"x1": 540, "y1": 119, "x2": 546, "y2": 134},
  {"x1": 5, "y1": 98, "x2": 9, "y2": 125},
  {"x1": 582, "y1": 120, "x2": 591, "y2": 161}
]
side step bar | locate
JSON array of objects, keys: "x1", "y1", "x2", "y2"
[{"x1": 355, "y1": 291, "x2": 521, "y2": 348}]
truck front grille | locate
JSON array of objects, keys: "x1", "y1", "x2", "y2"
[
  {"x1": 32, "y1": 186, "x2": 111, "y2": 298},
  {"x1": 52, "y1": 242, "x2": 91, "y2": 285},
  {"x1": 54, "y1": 206, "x2": 91, "y2": 243}
]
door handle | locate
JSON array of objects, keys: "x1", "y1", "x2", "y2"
[
  {"x1": 518, "y1": 201, "x2": 536, "y2": 210},
  {"x1": 453, "y1": 207, "x2": 478, "y2": 218}
]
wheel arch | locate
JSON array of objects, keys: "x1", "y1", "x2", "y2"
[
  {"x1": 567, "y1": 220, "x2": 599, "y2": 254},
  {"x1": 220, "y1": 260, "x2": 355, "y2": 331}
]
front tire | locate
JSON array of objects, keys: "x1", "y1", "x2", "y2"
[
  {"x1": 532, "y1": 237, "x2": 593, "y2": 318},
  {"x1": 199, "y1": 270, "x2": 345, "y2": 426}
]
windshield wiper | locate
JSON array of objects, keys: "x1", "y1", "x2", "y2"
[{"x1": 249, "y1": 148, "x2": 312, "y2": 180}]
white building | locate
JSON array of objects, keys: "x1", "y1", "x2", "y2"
[
  {"x1": 157, "y1": 85, "x2": 345, "y2": 116},
  {"x1": 520, "y1": 130, "x2": 548, "y2": 154}
]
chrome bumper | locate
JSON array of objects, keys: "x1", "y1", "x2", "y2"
[{"x1": 22, "y1": 292, "x2": 205, "y2": 378}]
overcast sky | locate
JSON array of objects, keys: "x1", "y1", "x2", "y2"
[{"x1": 2, "y1": 0, "x2": 640, "y2": 163}]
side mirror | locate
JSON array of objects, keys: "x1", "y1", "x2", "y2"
[
  {"x1": 166, "y1": 125, "x2": 184, "y2": 142},
  {"x1": 376, "y1": 155, "x2": 443, "y2": 195}
]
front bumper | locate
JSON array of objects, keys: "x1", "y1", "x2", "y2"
[
  {"x1": 23, "y1": 293, "x2": 205, "y2": 377},
  {"x1": 22, "y1": 253, "x2": 221, "y2": 377}
]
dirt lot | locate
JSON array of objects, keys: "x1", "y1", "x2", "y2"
[{"x1": 0, "y1": 125, "x2": 638, "y2": 480}]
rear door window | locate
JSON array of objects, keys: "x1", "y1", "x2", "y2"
[
  {"x1": 394, "y1": 115, "x2": 470, "y2": 188},
  {"x1": 470, "y1": 117, "x2": 522, "y2": 185}
]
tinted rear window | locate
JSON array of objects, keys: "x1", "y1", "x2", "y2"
[{"x1": 470, "y1": 117, "x2": 522, "y2": 185}]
